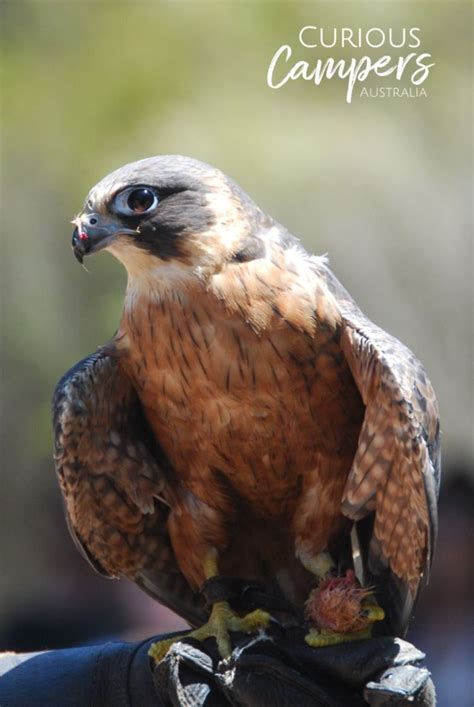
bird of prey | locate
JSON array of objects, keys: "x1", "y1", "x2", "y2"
[{"x1": 53, "y1": 155, "x2": 440, "y2": 658}]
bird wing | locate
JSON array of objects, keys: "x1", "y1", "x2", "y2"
[
  {"x1": 52, "y1": 350, "x2": 207, "y2": 627},
  {"x1": 317, "y1": 263, "x2": 440, "y2": 635}
]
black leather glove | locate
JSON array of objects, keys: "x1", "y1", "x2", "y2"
[{"x1": 152, "y1": 628, "x2": 436, "y2": 707}]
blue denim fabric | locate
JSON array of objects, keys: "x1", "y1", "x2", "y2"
[{"x1": 0, "y1": 637, "x2": 161, "y2": 706}]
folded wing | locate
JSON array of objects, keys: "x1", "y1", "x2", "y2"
[
  {"x1": 53, "y1": 351, "x2": 207, "y2": 627},
  {"x1": 318, "y1": 264, "x2": 440, "y2": 635}
]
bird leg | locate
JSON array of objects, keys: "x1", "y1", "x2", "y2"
[
  {"x1": 301, "y1": 553, "x2": 385, "y2": 648},
  {"x1": 148, "y1": 549, "x2": 271, "y2": 663}
]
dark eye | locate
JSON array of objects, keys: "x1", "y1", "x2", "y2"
[
  {"x1": 127, "y1": 188, "x2": 156, "y2": 212},
  {"x1": 113, "y1": 186, "x2": 159, "y2": 216}
]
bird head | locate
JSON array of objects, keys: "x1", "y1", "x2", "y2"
[{"x1": 72, "y1": 156, "x2": 273, "y2": 284}]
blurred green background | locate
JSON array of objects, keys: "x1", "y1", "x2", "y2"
[{"x1": 1, "y1": 1, "x2": 472, "y2": 703}]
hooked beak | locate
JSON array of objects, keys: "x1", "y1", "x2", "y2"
[{"x1": 71, "y1": 214, "x2": 136, "y2": 264}]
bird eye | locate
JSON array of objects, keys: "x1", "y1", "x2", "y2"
[
  {"x1": 127, "y1": 188, "x2": 157, "y2": 212},
  {"x1": 113, "y1": 186, "x2": 159, "y2": 216}
]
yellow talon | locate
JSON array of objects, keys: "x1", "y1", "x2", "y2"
[
  {"x1": 149, "y1": 549, "x2": 271, "y2": 663},
  {"x1": 148, "y1": 636, "x2": 180, "y2": 662},
  {"x1": 305, "y1": 625, "x2": 372, "y2": 647},
  {"x1": 148, "y1": 600, "x2": 271, "y2": 663},
  {"x1": 305, "y1": 594, "x2": 385, "y2": 648},
  {"x1": 360, "y1": 597, "x2": 385, "y2": 623}
]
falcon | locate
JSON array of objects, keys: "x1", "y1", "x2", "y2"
[{"x1": 53, "y1": 155, "x2": 440, "y2": 658}]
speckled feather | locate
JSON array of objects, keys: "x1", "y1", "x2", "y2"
[
  {"x1": 317, "y1": 265, "x2": 440, "y2": 632},
  {"x1": 53, "y1": 352, "x2": 207, "y2": 626}
]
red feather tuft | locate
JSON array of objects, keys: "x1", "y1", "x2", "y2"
[{"x1": 305, "y1": 570, "x2": 373, "y2": 633}]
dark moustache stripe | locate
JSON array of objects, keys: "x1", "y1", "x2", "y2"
[{"x1": 123, "y1": 191, "x2": 216, "y2": 261}]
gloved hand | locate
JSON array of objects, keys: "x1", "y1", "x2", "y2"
[{"x1": 152, "y1": 628, "x2": 436, "y2": 707}]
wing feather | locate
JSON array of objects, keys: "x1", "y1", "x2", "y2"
[
  {"x1": 316, "y1": 262, "x2": 440, "y2": 634},
  {"x1": 53, "y1": 351, "x2": 207, "y2": 627}
]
